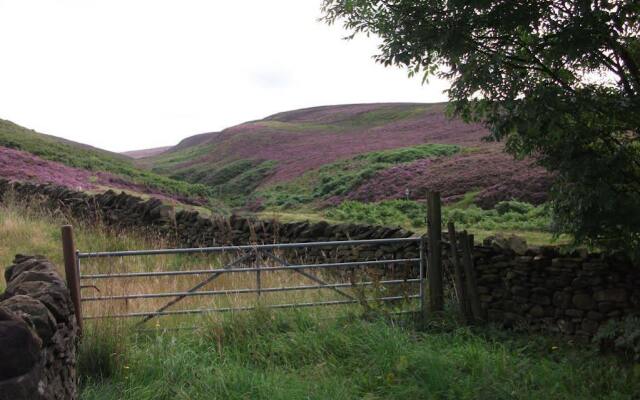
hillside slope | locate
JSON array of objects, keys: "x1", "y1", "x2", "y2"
[
  {"x1": 122, "y1": 146, "x2": 171, "y2": 159},
  {"x1": 145, "y1": 103, "x2": 552, "y2": 209},
  {"x1": 0, "y1": 119, "x2": 208, "y2": 202}
]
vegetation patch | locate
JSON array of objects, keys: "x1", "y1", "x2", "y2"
[
  {"x1": 260, "y1": 144, "x2": 460, "y2": 209},
  {"x1": 325, "y1": 199, "x2": 552, "y2": 233},
  {"x1": 173, "y1": 159, "x2": 278, "y2": 207},
  {"x1": 79, "y1": 310, "x2": 640, "y2": 400}
]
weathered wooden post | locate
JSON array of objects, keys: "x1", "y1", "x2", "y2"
[
  {"x1": 447, "y1": 222, "x2": 471, "y2": 322},
  {"x1": 460, "y1": 230, "x2": 483, "y2": 322},
  {"x1": 61, "y1": 225, "x2": 83, "y2": 334},
  {"x1": 256, "y1": 254, "x2": 262, "y2": 299},
  {"x1": 419, "y1": 233, "x2": 427, "y2": 320},
  {"x1": 427, "y1": 191, "x2": 443, "y2": 312}
]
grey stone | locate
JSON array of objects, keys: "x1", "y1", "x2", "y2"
[
  {"x1": 593, "y1": 288, "x2": 628, "y2": 303},
  {"x1": 572, "y1": 293, "x2": 596, "y2": 310},
  {"x1": 529, "y1": 305, "x2": 545, "y2": 317},
  {"x1": 581, "y1": 319, "x2": 600, "y2": 334},
  {"x1": 0, "y1": 296, "x2": 57, "y2": 344},
  {"x1": 0, "y1": 307, "x2": 41, "y2": 380},
  {"x1": 565, "y1": 309, "x2": 585, "y2": 318},
  {"x1": 531, "y1": 294, "x2": 551, "y2": 306},
  {"x1": 557, "y1": 319, "x2": 574, "y2": 334},
  {"x1": 552, "y1": 291, "x2": 572, "y2": 308}
]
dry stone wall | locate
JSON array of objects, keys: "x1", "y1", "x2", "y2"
[
  {"x1": 0, "y1": 255, "x2": 79, "y2": 400},
  {"x1": 1, "y1": 178, "x2": 638, "y2": 339},
  {"x1": 0, "y1": 179, "x2": 420, "y2": 267},
  {"x1": 467, "y1": 243, "x2": 640, "y2": 339}
]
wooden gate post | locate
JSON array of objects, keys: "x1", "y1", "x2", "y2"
[
  {"x1": 427, "y1": 191, "x2": 443, "y2": 311},
  {"x1": 61, "y1": 225, "x2": 83, "y2": 334},
  {"x1": 460, "y1": 231, "x2": 483, "y2": 323},
  {"x1": 447, "y1": 222, "x2": 471, "y2": 322}
]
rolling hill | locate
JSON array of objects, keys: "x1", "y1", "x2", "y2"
[
  {"x1": 0, "y1": 103, "x2": 556, "y2": 242},
  {"x1": 141, "y1": 103, "x2": 552, "y2": 211},
  {"x1": 0, "y1": 119, "x2": 208, "y2": 203}
]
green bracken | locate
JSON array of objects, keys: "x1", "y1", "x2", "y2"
[{"x1": 260, "y1": 143, "x2": 460, "y2": 209}]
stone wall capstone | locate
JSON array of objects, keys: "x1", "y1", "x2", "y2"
[{"x1": 0, "y1": 255, "x2": 79, "y2": 400}]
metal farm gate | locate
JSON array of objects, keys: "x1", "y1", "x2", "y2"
[{"x1": 62, "y1": 228, "x2": 427, "y2": 330}]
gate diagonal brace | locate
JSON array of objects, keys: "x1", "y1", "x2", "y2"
[
  {"x1": 139, "y1": 252, "x2": 253, "y2": 325},
  {"x1": 264, "y1": 251, "x2": 355, "y2": 301}
]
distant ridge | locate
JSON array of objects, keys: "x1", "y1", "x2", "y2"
[
  {"x1": 145, "y1": 102, "x2": 551, "y2": 209},
  {"x1": 122, "y1": 146, "x2": 172, "y2": 159}
]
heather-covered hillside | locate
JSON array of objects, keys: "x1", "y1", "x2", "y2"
[
  {"x1": 0, "y1": 119, "x2": 208, "y2": 203},
  {"x1": 145, "y1": 103, "x2": 552, "y2": 210}
]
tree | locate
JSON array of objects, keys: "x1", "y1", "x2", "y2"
[{"x1": 322, "y1": 0, "x2": 640, "y2": 255}]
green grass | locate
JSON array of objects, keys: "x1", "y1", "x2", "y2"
[
  {"x1": 78, "y1": 310, "x2": 640, "y2": 400},
  {"x1": 171, "y1": 159, "x2": 278, "y2": 207},
  {"x1": 263, "y1": 104, "x2": 436, "y2": 131},
  {"x1": 0, "y1": 119, "x2": 210, "y2": 198},
  {"x1": 318, "y1": 198, "x2": 564, "y2": 246},
  {"x1": 147, "y1": 143, "x2": 216, "y2": 174},
  {"x1": 0, "y1": 194, "x2": 174, "y2": 287},
  {"x1": 2, "y1": 192, "x2": 636, "y2": 399},
  {"x1": 260, "y1": 144, "x2": 460, "y2": 209}
]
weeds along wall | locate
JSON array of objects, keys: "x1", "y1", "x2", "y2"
[
  {"x1": 1, "y1": 179, "x2": 639, "y2": 339},
  {"x1": 0, "y1": 255, "x2": 79, "y2": 400}
]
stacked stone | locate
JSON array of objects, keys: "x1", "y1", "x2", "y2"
[
  {"x1": 472, "y1": 245, "x2": 640, "y2": 339},
  {"x1": 0, "y1": 255, "x2": 78, "y2": 400},
  {"x1": 0, "y1": 178, "x2": 420, "y2": 267}
]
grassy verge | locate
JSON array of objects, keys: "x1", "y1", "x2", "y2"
[
  {"x1": 1, "y1": 194, "x2": 637, "y2": 399},
  {"x1": 79, "y1": 310, "x2": 640, "y2": 400}
]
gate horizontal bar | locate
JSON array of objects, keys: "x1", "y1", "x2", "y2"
[
  {"x1": 77, "y1": 237, "x2": 420, "y2": 259},
  {"x1": 81, "y1": 278, "x2": 421, "y2": 301},
  {"x1": 79, "y1": 258, "x2": 420, "y2": 280},
  {"x1": 83, "y1": 295, "x2": 420, "y2": 319}
]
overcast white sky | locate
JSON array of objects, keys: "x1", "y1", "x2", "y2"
[{"x1": 0, "y1": 0, "x2": 450, "y2": 152}]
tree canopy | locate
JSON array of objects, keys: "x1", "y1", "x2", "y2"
[{"x1": 322, "y1": 0, "x2": 640, "y2": 255}]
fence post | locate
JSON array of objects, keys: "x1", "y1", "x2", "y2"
[
  {"x1": 419, "y1": 235, "x2": 427, "y2": 320},
  {"x1": 61, "y1": 225, "x2": 83, "y2": 334},
  {"x1": 447, "y1": 222, "x2": 470, "y2": 322},
  {"x1": 256, "y1": 254, "x2": 262, "y2": 299},
  {"x1": 427, "y1": 191, "x2": 443, "y2": 312},
  {"x1": 460, "y1": 230, "x2": 483, "y2": 322}
]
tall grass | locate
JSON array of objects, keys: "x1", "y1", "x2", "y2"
[
  {"x1": 2, "y1": 197, "x2": 637, "y2": 399},
  {"x1": 79, "y1": 309, "x2": 640, "y2": 400}
]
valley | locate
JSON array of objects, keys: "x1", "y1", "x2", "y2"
[{"x1": 0, "y1": 103, "x2": 558, "y2": 244}]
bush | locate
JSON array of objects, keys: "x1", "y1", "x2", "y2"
[
  {"x1": 325, "y1": 199, "x2": 552, "y2": 232},
  {"x1": 495, "y1": 200, "x2": 534, "y2": 215}
]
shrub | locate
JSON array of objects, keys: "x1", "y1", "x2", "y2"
[{"x1": 325, "y1": 199, "x2": 552, "y2": 232}]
